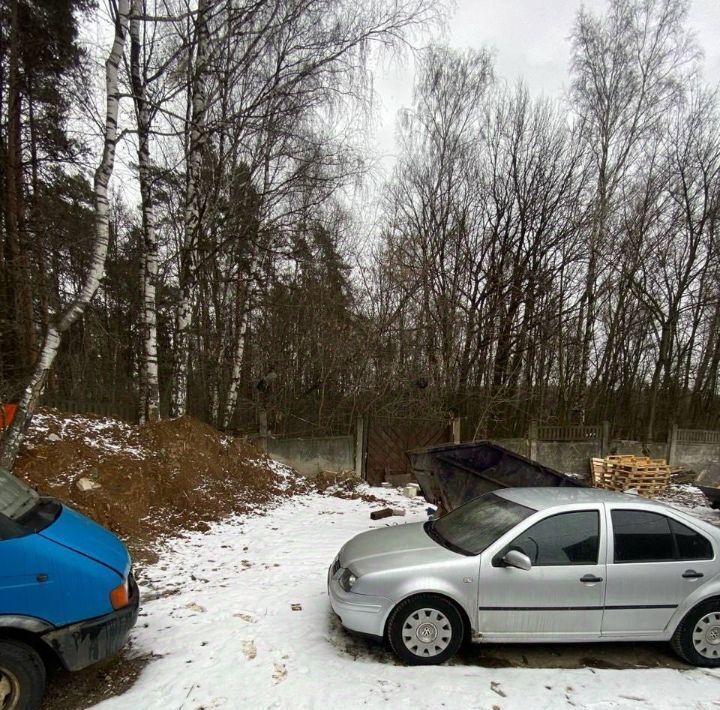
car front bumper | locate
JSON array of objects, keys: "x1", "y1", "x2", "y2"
[
  {"x1": 42, "y1": 574, "x2": 140, "y2": 671},
  {"x1": 327, "y1": 561, "x2": 392, "y2": 639}
]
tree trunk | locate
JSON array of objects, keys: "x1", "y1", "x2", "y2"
[
  {"x1": 5, "y1": 0, "x2": 35, "y2": 376},
  {"x1": 130, "y1": 0, "x2": 160, "y2": 424},
  {"x1": 0, "y1": 0, "x2": 131, "y2": 469},
  {"x1": 222, "y1": 279, "x2": 252, "y2": 430},
  {"x1": 171, "y1": 0, "x2": 210, "y2": 417}
]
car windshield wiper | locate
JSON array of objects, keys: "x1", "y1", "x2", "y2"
[{"x1": 423, "y1": 520, "x2": 472, "y2": 556}]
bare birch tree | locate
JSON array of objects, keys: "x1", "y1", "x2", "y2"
[
  {"x1": 0, "y1": 0, "x2": 131, "y2": 468},
  {"x1": 570, "y1": 0, "x2": 699, "y2": 411},
  {"x1": 130, "y1": 0, "x2": 161, "y2": 423},
  {"x1": 170, "y1": 0, "x2": 210, "y2": 417}
]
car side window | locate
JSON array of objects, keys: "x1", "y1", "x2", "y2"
[
  {"x1": 612, "y1": 510, "x2": 676, "y2": 563},
  {"x1": 503, "y1": 511, "x2": 600, "y2": 566},
  {"x1": 670, "y1": 519, "x2": 713, "y2": 560}
]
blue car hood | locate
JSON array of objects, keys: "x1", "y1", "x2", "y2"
[{"x1": 40, "y1": 504, "x2": 130, "y2": 577}]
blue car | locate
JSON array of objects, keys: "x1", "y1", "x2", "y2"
[{"x1": 0, "y1": 467, "x2": 138, "y2": 709}]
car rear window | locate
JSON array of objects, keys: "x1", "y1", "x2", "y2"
[
  {"x1": 670, "y1": 519, "x2": 713, "y2": 560},
  {"x1": 611, "y1": 509, "x2": 714, "y2": 562}
]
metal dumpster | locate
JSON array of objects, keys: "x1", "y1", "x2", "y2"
[
  {"x1": 696, "y1": 465, "x2": 720, "y2": 509},
  {"x1": 408, "y1": 440, "x2": 585, "y2": 513}
]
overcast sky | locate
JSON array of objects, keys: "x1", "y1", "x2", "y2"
[{"x1": 369, "y1": 0, "x2": 720, "y2": 172}]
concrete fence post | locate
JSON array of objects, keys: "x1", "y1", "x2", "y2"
[
  {"x1": 355, "y1": 416, "x2": 366, "y2": 479},
  {"x1": 528, "y1": 420, "x2": 538, "y2": 461},
  {"x1": 601, "y1": 420, "x2": 611, "y2": 457},
  {"x1": 667, "y1": 423, "x2": 678, "y2": 466},
  {"x1": 258, "y1": 408, "x2": 268, "y2": 453},
  {"x1": 452, "y1": 417, "x2": 462, "y2": 444}
]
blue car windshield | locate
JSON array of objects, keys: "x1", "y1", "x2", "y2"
[
  {"x1": 430, "y1": 493, "x2": 535, "y2": 555},
  {"x1": 0, "y1": 468, "x2": 39, "y2": 520}
]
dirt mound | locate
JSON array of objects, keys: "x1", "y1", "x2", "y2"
[{"x1": 14, "y1": 409, "x2": 310, "y2": 561}]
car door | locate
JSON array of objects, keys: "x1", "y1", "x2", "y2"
[
  {"x1": 477, "y1": 508, "x2": 605, "y2": 639},
  {"x1": 603, "y1": 507, "x2": 716, "y2": 636}
]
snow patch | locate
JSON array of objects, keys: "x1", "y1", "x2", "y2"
[{"x1": 91, "y1": 493, "x2": 720, "y2": 710}]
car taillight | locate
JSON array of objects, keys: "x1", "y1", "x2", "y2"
[{"x1": 110, "y1": 579, "x2": 130, "y2": 609}]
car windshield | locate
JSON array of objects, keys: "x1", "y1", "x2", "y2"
[
  {"x1": 429, "y1": 493, "x2": 535, "y2": 555},
  {"x1": 0, "y1": 467, "x2": 39, "y2": 520}
]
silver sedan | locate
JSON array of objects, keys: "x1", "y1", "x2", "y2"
[{"x1": 328, "y1": 487, "x2": 720, "y2": 666}]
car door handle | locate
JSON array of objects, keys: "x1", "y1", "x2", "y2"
[
  {"x1": 580, "y1": 574, "x2": 603, "y2": 583},
  {"x1": 682, "y1": 570, "x2": 704, "y2": 579}
]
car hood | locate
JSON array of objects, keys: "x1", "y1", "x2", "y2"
[
  {"x1": 340, "y1": 522, "x2": 461, "y2": 577},
  {"x1": 40, "y1": 504, "x2": 131, "y2": 577}
]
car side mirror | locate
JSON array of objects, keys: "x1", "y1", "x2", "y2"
[{"x1": 502, "y1": 549, "x2": 532, "y2": 571}]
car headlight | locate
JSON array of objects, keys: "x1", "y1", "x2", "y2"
[{"x1": 339, "y1": 568, "x2": 357, "y2": 592}]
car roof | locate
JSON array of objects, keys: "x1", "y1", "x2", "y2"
[{"x1": 495, "y1": 486, "x2": 672, "y2": 511}]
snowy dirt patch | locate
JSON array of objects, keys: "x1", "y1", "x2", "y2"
[
  {"x1": 91, "y1": 492, "x2": 720, "y2": 710},
  {"x1": 15, "y1": 409, "x2": 312, "y2": 561},
  {"x1": 657, "y1": 483, "x2": 719, "y2": 526},
  {"x1": 23, "y1": 409, "x2": 148, "y2": 460}
]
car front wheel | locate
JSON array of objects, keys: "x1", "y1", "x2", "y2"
[
  {"x1": 387, "y1": 594, "x2": 464, "y2": 665},
  {"x1": 671, "y1": 600, "x2": 720, "y2": 667},
  {"x1": 0, "y1": 640, "x2": 46, "y2": 710}
]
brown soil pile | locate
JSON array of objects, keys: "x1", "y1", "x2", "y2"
[{"x1": 14, "y1": 409, "x2": 310, "y2": 561}]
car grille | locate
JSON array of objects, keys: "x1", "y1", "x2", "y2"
[{"x1": 331, "y1": 557, "x2": 341, "y2": 576}]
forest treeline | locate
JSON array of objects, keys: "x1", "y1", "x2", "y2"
[{"x1": 1, "y1": 0, "x2": 719, "y2": 462}]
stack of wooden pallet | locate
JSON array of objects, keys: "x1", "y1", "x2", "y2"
[{"x1": 590, "y1": 455, "x2": 671, "y2": 496}]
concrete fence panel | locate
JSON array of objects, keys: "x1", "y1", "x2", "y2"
[{"x1": 266, "y1": 435, "x2": 354, "y2": 477}]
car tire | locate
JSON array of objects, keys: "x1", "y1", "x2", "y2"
[
  {"x1": 671, "y1": 599, "x2": 720, "y2": 667},
  {"x1": 387, "y1": 594, "x2": 464, "y2": 665},
  {"x1": 0, "y1": 639, "x2": 46, "y2": 710}
]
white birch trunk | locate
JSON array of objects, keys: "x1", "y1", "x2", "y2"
[
  {"x1": 171, "y1": 0, "x2": 210, "y2": 417},
  {"x1": 221, "y1": 297, "x2": 250, "y2": 430},
  {"x1": 130, "y1": 0, "x2": 160, "y2": 424},
  {"x1": 208, "y1": 329, "x2": 223, "y2": 426},
  {"x1": 0, "y1": 0, "x2": 131, "y2": 469},
  {"x1": 222, "y1": 244, "x2": 262, "y2": 430},
  {"x1": 137, "y1": 249, "x2": 148, "y2": 423}
]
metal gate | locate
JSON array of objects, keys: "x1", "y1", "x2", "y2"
[{"x1": 365, "y1": 416, "x2": 451, "y2": 486}]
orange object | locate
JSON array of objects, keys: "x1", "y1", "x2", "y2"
[
  {"x1": 110, "y1": 579, "x2": 130, "y2": 610},
  {"x1": 0, "y1": 403, "x2": 17, "y2": 429}
]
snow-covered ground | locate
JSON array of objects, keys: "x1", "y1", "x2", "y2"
[{"x1": 92, "y1": 489, "x2": 720, "y2": 710}]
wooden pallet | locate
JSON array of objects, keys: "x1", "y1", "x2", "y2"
[
  {"x1": 590, "y1": 455, "x2": 670, "y2": 496},
  {"x1": 611, "y1": 463, "x2": 671, "y2": 496},
  {"x1": 590, "y1": 458, "x2": 614, "y2": 488}
]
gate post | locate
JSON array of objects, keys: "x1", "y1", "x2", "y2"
[
  {"x1": 452, "y1": 417, "x2": 461, "y2": 444},
  {"x1": 666, "y1": 423, "x2": 678, "y2": 466},
  {"x1": 355, "y1": 416, "x2": 366, "y2": 480},
  {"x1": 601, "y1": 420, "x2": 611, "y2": 457},
  {"x1": 528, "y1": 420, "x2": 538, "y2": 461}
]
